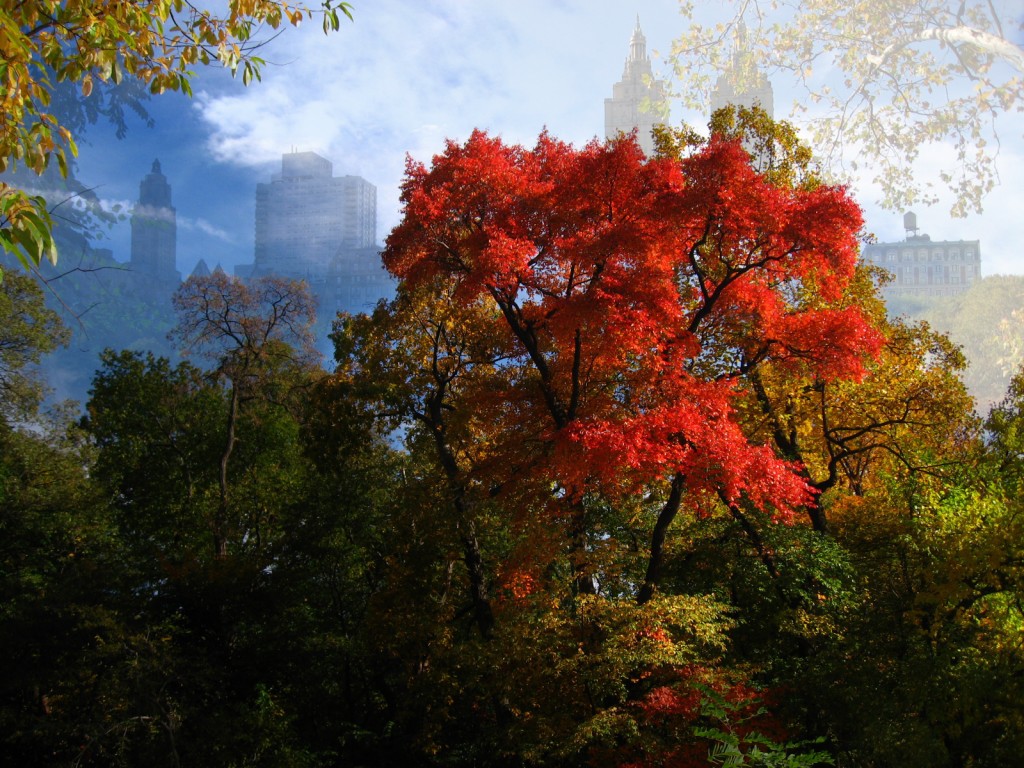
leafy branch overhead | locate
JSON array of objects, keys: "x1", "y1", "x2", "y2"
[
  {"x1": 668, "y1": 0, "x2": 1024, "y2": 216},
  {"x1": 0, "y1": 0, "x2": 353, "y2": 275}
]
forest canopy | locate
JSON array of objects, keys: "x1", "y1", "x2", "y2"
[{"x1": 1, "y1": 116, "x2": 1022, "y2": 767}]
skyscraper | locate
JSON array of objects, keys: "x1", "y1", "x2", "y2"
[
  {"x1": 605, "y1": 18, "x2": 668, "y2": 156},
  {"x1": 709, "y1": 21, "x2": 774, "y2": 117},
  {"x1": 252, "y1": 151, "x2": 376, "y2": 279},
  {"x1": 243, "y1": 150, "x2": 394, "y2": 316},
  {"x1": 130, "y1": 159, "x2": 179, "y2": 284}
]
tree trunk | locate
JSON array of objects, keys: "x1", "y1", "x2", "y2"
[
  {"x1": 638, "y1": 473, "x2": 686, "y2": 604},
  {"x1": 215, "y1": 384, "x2": 238, "y2": 559}
]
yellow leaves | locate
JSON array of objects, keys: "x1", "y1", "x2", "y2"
[{"x1": 0, "y1": 184, "x2": 58, "y2": 273}]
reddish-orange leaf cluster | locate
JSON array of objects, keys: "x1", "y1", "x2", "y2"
[{"x1": 384, "y1": 129, "x2": 883, "y2": 519}]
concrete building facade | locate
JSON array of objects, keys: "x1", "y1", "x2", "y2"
[
  {"x1": 861, "y1": 213, "x2": 981, "y2": 299},
  {"x1": 252, "y1": 151, "x2": 376, "y2": 279},
  {"x1": 241, "y1": 151, "x2": 394, "y2": 316}
]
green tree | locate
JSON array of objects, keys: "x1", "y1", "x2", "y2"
[
  {"x1": 0, "y1": 269, "x2": 68, "y2": 418},
  {"x1": 912, "y1": 274, "x2": 1024, "y2": 411},
  {"x1": 80, "y1": 333, "x2": 377, "y2": 764},
  {"x1": 170, "y1": 272, "x2": 319, "y2": 558}
]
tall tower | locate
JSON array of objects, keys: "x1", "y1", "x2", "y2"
[
  {"x1": 709, "y1": 21, "x2": 774, "y2": 117},
  {"x1": 605, "y1": 17, "x2": 668, "y2": 156},
  {"x1": 252, "y1": 151, "x2": 376, "y2": 279},
  {"x1": 130, "y1": 159, "x2": 179, "y2": 284}
]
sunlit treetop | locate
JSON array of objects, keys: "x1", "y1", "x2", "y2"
[
  {"x1": 384, "y1": 128, "x2": 883, "y2": 520},
  {"x1": 0, "y1": 0, "x2": 352, "y2": 275}
]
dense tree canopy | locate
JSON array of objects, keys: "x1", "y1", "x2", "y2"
[
  {"x1": 0, "y1": 270, "x2": 68, "y2": 416},
  {"x1": 1, "y1": 122, "x2": 1022, "y2": 766}
]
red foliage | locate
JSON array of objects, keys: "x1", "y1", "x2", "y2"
[
  {"x1": 587, "y1": 666, "x2": 796, "y2": 768},
  {"x1": 384, "y1": 129, "x2": 882, "y2": 518}
]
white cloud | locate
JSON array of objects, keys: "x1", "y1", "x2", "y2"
[
  {"x1": 178, "y1": 216, "x2": 235, "y2": 242},
  {"x1": 188, "y1": 0, "x2": 1022, "y2": 275},
  {"x1": 192, "y1": 0, "x2": 656, "y2": 239}
]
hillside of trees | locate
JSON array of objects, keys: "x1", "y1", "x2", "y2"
[
  {"x1": 3, "y1": 120, "x2": 1023, "y2": 767},
  {"x1": 887, "y1": 275, "x2": 1024, "y2": 413}
]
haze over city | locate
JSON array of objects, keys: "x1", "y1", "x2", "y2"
[{"x1": 67, "y1": 0, "x2": 1024, "y2": 279}]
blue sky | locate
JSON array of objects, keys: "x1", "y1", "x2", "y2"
[{"x1": 68, "y1": 0, "x2": 1023, "y2": 278}]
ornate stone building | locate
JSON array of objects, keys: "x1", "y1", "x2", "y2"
[
  {"x1": 709, "y1": 22, "x2": 774, "y2": 117},
  {"x1": 861, "y1": 213, "x2": 981, "y2": 299},
  {"x1": 130, "y1": 159, "x2": 179, "y2": 285},
  {"x1": 605, "y1": 18, "x2": 668, "y2": 156}
]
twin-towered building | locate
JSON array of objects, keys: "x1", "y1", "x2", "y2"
[{"x1": 605, "y1": 18, "x2": 776, "y2": 156}]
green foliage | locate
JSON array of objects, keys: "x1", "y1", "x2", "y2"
[
  {"x1": 695, "y1": 685, "x2": 834, "y2": 768},
  {"x1": 0, "y1": 269, "x2": 68, "y2": 417},
  {"x1": 986, "y1": 365, "x2": 1024, "y2": 493},
  {"x1": 889, "y1": 274, "x2": 1024, "y2": 412}
]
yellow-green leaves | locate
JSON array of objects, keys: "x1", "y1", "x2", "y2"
[
  {"x1": 0, "y1": 185, "x2": 57, "y2": 280},
  {"x1": 0, "y1": 0, "x2": 353, "y2": 272},
  {"x1": 667, "y1": 0, "x2": 1023, "y2": 217}
]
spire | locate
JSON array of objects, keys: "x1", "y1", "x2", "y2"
[
  {"x1": 138, "y1": 159, "x2": 172, "y2": 208},
  {"x1": 709, "y1": 18, "x2": 774, "y2": 117},
  {"x1": 736, "y1": 18, "x2": 747, "y2": 49},
  {"x1": 629, "y1": 16, "x2": 647, "y2": 63}
]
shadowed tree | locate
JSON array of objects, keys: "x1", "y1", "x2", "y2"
[{"x1": 171, "y1": 272, "x2": 319, "y2": 557}]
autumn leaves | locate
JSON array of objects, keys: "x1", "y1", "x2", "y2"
[{"x1": 378, "y1": 129, "x2": 881, "y2": 535}]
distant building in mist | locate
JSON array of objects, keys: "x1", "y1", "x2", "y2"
[
  {"x1": 862, "y1": 212, "x2": 981, "y2": 299},
  {"x1": 130, "y1": 159, "x2": 180, "y2": 285},
  {"x1": 709, "y1": 21, "x2": 775, "y2": 117},
  {"x1": 605, "y1": 18, "x2": 668, "y2": 156},
  {"x1": 238, "y1": 150, "x2": 394, "y2": 316}
]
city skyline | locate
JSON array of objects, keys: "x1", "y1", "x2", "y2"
[{"x1": 64, "y1": 1, "x2": 1023, "y2": 278}]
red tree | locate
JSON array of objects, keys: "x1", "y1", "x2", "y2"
[{"x1": 382, "y1": 129, "x2": 883, "y2": 601}]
